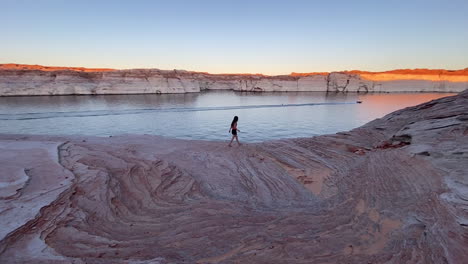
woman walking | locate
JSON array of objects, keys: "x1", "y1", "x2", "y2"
[{"x1": 228, "y1": 116, "x2": 241, "y2": 147}]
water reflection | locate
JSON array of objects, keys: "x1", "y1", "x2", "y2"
[{"x1": 0, "y1": 91, "x2": 455, "y2": 142}]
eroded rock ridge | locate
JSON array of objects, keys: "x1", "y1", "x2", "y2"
[{"x1": 1, "y1": 64, "x2": 467, "y2": 95}]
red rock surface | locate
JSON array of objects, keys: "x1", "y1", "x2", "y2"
[{"x1": 0, "y1": 90, "x2": 467, "y2": 263}]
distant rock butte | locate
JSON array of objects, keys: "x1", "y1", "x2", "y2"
[
  {"x1": 1, "y1": 63, "x2": 468, "y2": 96},
  {"x1": 0, "y1": 90, "x2": 467, "y2": 263}
]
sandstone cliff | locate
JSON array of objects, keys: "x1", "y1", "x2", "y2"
[
  {"x1": 0, "y1": 91, "x2": 467, "y2": 263},
  {"x1": 1, "y1": 64, "x2": 467, "y2": 95}
]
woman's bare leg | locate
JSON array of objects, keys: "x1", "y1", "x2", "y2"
[
  {"x1": 235, "y1": 136, "x2": 241, "y2": 146},
  {"x1": 228, "y1": 135, "x2": 235, "y2": 146}
]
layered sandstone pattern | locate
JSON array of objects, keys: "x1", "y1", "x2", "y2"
[
  {"x1": 0, "y1": 91, "x2": 467, "y2": 263},
  {"x1": 1, "y1": 64, "x2": 467, "y2": 95}
]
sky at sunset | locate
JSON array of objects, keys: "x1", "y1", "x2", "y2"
[{"x1": 2, "y1": 0, "x2": 468, "y2": 75}]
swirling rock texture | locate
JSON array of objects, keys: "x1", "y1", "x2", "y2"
[
  {"x1": 1, "y1": 64, "x2": 468, "y2": 96},
  {"x1": 0, "y1": 90, "x2": 467, "y2": 263}
]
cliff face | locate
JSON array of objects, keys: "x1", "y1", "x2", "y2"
[
  {"x1": 1, "y1": 64, "x2": 468, "y2": 96},
  {"x1": 0, "y1": 90, "x2": 467, "y2": 263}
]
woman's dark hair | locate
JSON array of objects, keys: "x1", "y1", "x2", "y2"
[{"x1": 231, "y1": 116, "x2": 238, "y2": 128}]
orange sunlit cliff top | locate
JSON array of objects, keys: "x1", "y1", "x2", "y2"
[
  {"x1": 347, "y1": 68, "x2": 468, "y2": 76},
  {"x1": 350, "y1": 69, "x2": 468, "y2": 82},
  {"x1": 0, "y1": 63, "x2": 115, "y2": 72},
  {"x1": 1, "y1": 64, "x2": 468, "y2": 82}
]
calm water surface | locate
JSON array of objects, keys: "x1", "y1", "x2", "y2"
[{"x1": 0, "y1": 91, "x2": 454, "y2": 142}]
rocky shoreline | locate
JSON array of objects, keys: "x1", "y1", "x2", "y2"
[
  {"x1": 0, "y1": 89, "x2": 467, "y2": 263},
  {"x1": 1, "y1": 64, "x2": 468, "y2": 96}
]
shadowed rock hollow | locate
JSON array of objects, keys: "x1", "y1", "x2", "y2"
[{"x1": 0, "y1": 90, "x2": 467, "y2": 263}]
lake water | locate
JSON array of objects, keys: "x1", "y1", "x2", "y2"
[{"x1": 0, "y1": 91, "x2": 454, "y2": 142}]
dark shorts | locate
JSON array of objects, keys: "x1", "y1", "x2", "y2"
[{"x1": 232, "y1": 129, "x2": 237, "y2": 136}]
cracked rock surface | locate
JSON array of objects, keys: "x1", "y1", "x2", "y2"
[{"x1": 0, "y1": 90, "x2": 467, "y2": 263}]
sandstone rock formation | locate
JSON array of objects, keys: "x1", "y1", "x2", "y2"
[
  {"x1": 1, "y1": 64, "x2": 467, "y2": 96},
  {"x1": 0, "y1": 90, "x2": 467, "y2": 263}
]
